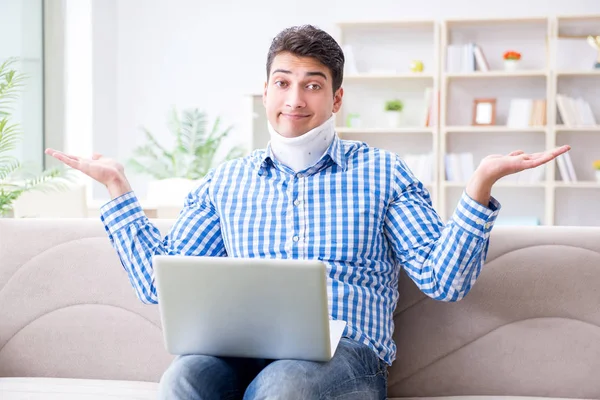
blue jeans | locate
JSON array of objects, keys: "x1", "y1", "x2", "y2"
[{"x1": 158, "y1": 338, "x2": 388, "y2": 399}]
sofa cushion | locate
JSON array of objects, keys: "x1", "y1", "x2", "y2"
[
  {"x1": 394, "y1": 397, "x2": 588, "y2": 400},
  {"x1": 0, "y1": 377, "x2": 158, "y2": 399},
  {"x1": 2, "y1": 380, "x2": 583, "y2": 400}
]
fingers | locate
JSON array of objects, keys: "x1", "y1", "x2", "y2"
[
  {"x1": 92, "y1": 153, "x2": 103, "y2": 160},
  {"x1": 44, "y1": 148, "x2": 83, "y2": 170},
  {"x1": 552, "y1": 145, "x2": 571, "y2": 156},
  {"x1": 513, "y1": 145, "x2": 571, "y2": 163},
  {"x1": 523, "y1": 146, "x2": 571, "y2": 169},
  {"x1": 45, "y1": 148, "x2": 80, "y2": 161}
]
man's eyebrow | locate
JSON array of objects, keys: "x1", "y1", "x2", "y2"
[
  {"x1": 306, "y1": 71, "x2": 327, "y2": 80},
  {"x1": 271, "y1": 69, "x2": 328, "y2": 80}
]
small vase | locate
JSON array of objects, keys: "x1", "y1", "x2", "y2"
[
  {"x1": 346, "y1": 113, "x2": 361, "y2": 128},
  {"x1": 0, "y1": 209, "x2": 14, "y2": 218},
  {"x1": 595, "y1": 170, "x2": 600, "y2": 183},
  {"x1": 504, "y1": 59, "x2": 519, "y2": 71},
  {"x1": 385, "y1": 111, "x2": 402, "y2": 128}
]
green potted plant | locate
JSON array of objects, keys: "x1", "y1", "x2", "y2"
[
  {"x1": 384, "y1": 99, "x2": 404, "y2": 128},
  {"x1": 593, "y1": 159, "x2": 600, "y2": 183},
  {"x1": 0, "y1": 58, "x2": 70, "y2": 217},
  {"x1": 127, "y1": 107, "x2": 246, "y2": 205}
]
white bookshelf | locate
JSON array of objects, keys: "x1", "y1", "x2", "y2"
[
  {"x1": 344, "y1": 73, "x2": 435, "y2": 80},
  {"x1": 445, "y1": 70, "x2": 549, "y2": 79},
  {"x1": 552, "y1": 15, "x2": 600, "y2": 226},
  {"x1": 336, "y1": 127, "x2": 434, "y2": 134},
  {"x1": 439, "y1": 16, "x2": 554, "y2": 226},
  {"x1": 249, "y1": 16, "x2": 600, "y2": 227},
  {"x1": 334, "y1": 19, "x2": 441, "y2": 207}
]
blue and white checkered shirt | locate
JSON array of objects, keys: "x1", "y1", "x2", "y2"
[{"x1": 100, "y1": 134, "x2": 500, "y2": 366}]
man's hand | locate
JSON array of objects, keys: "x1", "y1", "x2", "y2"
[
  {"x1": 466, "y1": 145, "x2": 571, "y2": 207},
  {"x1": 45, "y1": 148, "x2": 133, "y2": 199}
]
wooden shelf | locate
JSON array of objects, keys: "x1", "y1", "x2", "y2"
[
  {"x1": 344, "y1": 73, "x2": 434, "y2": 80},
  {"x1": 337, "y1": 127, "x2": 434, "y2": 134},
  {"x1": 445, "y1": 70, "x2": 548, "y2": 79},
  {"x1": 554, "y1": 181, "x2": 600, "y2": 189},
  {"x1": 555, "y1": 125, "x2": 600, "y2": 132},
  {"x1": 556, "y1": 70, "x2": 600, "y2": 77},
  {"x1": 337, "y1": 20, "x2": 435, "y2": 29},
  {"x1": 445, "y1": 126, "x2": 547, "y2": 133},
  {"x1": 444, "y1": 17, "x2": 549, "y2": 27},
  {"x1": 443, "y1": 181, "x2": 546, "y2": 188}
]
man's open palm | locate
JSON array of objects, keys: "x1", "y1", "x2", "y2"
[
  {"x1": 45, "y1": 149, "x2": 125, "y2": 187},
  {"x1": 478, "y1": 145, "x2": 571, "y2": 182}
]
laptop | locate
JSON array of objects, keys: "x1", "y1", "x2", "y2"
[{"x1": 153, "y1": 255, "x2": 347, "y2": 362}]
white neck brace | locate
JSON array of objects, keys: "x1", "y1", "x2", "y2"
[{"x1": 267, "y1": 114, "x2": 336, "y2": 173}]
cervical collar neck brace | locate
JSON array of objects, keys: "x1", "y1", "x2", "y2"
[{"x1": 267, "y1": 114, "x2": 336, "y2": 172}]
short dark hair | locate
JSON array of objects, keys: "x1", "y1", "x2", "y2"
[{"x1": 266, "y1": 25, "x2": 345, "y2": 93}]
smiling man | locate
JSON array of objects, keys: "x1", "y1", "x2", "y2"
[{"x1": 46, "y1": 25, "x2": 570, "y2": 400}]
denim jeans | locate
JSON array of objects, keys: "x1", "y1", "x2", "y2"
[{"x1": 158, "y1": 337, "x2": 388, "y2": 399}]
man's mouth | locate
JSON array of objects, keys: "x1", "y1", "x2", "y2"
[{"x1": 281, "y1": 113, "x2": 310, "y2": 121}]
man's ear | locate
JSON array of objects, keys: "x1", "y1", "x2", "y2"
[
  {"x1": 332, "y1": 87, "x2": 344, "y2": 113},
  {"x1": 262, "y1": 81, "x2": 268, "y2": 107}
]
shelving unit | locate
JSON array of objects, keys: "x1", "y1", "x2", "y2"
[
  {"x1": 334, "y1": 20, "x2": 440, "y2": 207},
  {"x1": 248, "y1": 15, "x2": 600, "y2": 226},
  {"x1": 344, "y1": 73, "x2": 435, "y2": 80},
  {"x1": 439, "y1": 17, "x2": 554, "y2": 225},
  {"x1": 333, "y1": 15, "x2": 600, "y2": 226},
  {"x1": 445, "y1": 70, "x2": 549, "y2": 79},
  {"x1": 551, "y1": 15, "x2": 600, "y2": 226}
]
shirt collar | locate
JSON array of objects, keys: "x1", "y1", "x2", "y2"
[{"x1": 257, "y1": 133, "x2": 347, "y2": 175}]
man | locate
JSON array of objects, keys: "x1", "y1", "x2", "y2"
[{"x1": 46, "y1": 25, "x2": 569, "y2": 400}]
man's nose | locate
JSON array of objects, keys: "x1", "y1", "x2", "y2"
[{"x1": 285, "y1": 85, "x2": 306, "y2": 109}]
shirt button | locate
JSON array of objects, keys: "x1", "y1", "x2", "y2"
[
  {"x1": 485, "y1": 222, "x2": 492, "y2": 229},
  {"x1": 476, "y1": 219, "x2": 484, "y2": 225},
  {"x1": 292, "y1": 235, "x2": 299, "y2": 242},
  {"x1": 293, "y1": 199, "x2": 301, "y2": 206},
  {"x1": 296, "y1": 173, "x2": 303, "y2": 178}
]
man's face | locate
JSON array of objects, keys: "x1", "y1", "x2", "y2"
[{"x1": 263, "y1": 52, "x2": 343, "y2": 138}]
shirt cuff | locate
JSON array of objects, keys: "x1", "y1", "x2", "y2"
[
  {"x1": 450, "y1": 191, "x2": 501, "y2": 239},
  {"x1": 99, "y1": 191, "x2": 147, "y2": 236}
]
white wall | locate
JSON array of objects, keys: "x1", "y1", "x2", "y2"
[{"x1": 88, "y1": 0, "x2": 600, "y2": 200}]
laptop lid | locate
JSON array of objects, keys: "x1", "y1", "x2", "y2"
[{"x1": 153, "y1": 256, "x2": 345, "y2": 362}]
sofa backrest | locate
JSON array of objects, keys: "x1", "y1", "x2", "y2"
[
  {"x1": 389, "y1": 225, "x2": 600, "y2": 399},
  {"x1": 0, "y1": 218, "x2": 175, "y2": 382},
  {"x1": 1, "y1": 219, "x2": 599, "y2": 398}
]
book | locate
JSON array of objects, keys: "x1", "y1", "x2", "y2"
[
  {"x1": 556, "y1": 94, "x2": 596, "y2": 127},
  {"x1": 556, "y1": 155, "x2": 571, "y2": 182},
  {"x1": 507, "y1": 99, "x2": 533, "y2": 128},
  {"x1": 445, "y1": 152, "x2": 475, "y2": 182},
  {"x1": 563, "y1": 152, "x2": 577, "y2": 182},
  {"x1": 473, "y1": 45, "x2": 490, "y2": 72}
]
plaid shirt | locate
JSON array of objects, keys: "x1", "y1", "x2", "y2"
[{"x1": 100, "y1": 134, "x2": 500, "y2": 365}]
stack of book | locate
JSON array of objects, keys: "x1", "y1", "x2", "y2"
[
  {"x1": 555, "y1": 152, "x2": 578, "y2": 182},
  {"x1": 444, "y1": 153, "x2": 475, "y2": 182},
  {"x1": 506, "y1": 98, "x2": 547, "y2": 128},
  {"x1": 422, "y1": 87, "x2": 439, "y2": 127},
  {"x1": 556, "y1": 94, "x2": 597, "y2": 127},
  {"x1": 446, "y1": 43, "x2": 489, "y2": 72},
  {"x1": 501, "y1": 165, "x2": 546, "y2": 184},
  {"x1": 404, "y1": 153, "x2": 434, "y2": 185}
]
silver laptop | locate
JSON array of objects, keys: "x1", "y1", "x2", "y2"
[{"x1": 153, "y1": 255, "x2": 347, "y2": 362}]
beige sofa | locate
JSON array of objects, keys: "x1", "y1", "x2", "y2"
[{"x1": 0, "y1": 218, "x2": 599, "y2": 399}]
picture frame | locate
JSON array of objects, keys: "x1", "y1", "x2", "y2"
[{"x1": 472, "y1": 98, "x2": 496, "y2": 126}]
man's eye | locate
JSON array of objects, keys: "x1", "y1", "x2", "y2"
[
  {"x1": 307, "y1": 84, "x2": 321, "y2": 90},
  {"x1": 275, "y1": 81, "x2": 287, "y2": 88}
]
